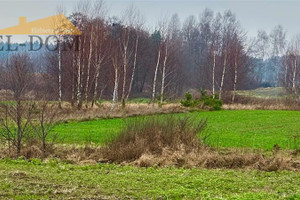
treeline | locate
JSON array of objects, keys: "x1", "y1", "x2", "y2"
[
  {"x1": 46, "y1": 3, "x2": 254, "y2": 109},
  {"x1": 0, "y1": 1, "x2": 299, "y2": 109}
]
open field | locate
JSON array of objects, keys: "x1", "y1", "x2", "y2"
[
  {"x1": 1, "y1": 159, "x2": 300, "y2": 199},
  {"x1": 2, "y1": 109, "x2": 300, "y2": 199},
  {"x1": 54, "y1": 110, "x2": 300, "y2": 150},
  {"x1": 236, "y1": 87, "x2": 288, "y2": 99}
]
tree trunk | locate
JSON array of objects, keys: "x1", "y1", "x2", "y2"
[
  {"x1": 160, "y1": 44, "x2": 168, "y2": 104},
  {"x1": 71, "y1": 52, "x2": 76, "y2": 107},
  {"x1": 84, "y1": 25, "x2": 94, "y2": 108},
  {"x1": 16, "y1": 99, "x2": 22, "y2": 155},
  {"x1": 112, "y1": 57, "x2": 119, "y2": 105},
  {"x1": 121, "y1": 47, "x2": 127, "y2": 108},
  {"x1": 212, "y1": 50, "x2": 216, "y2": 99},
  {"x1": 58, "y1": 35, "x2": 62, "y2": 109},
  {"x1": 127, "y1": 34, "x2": 139, "y2": 100},
  {"x1": 152, "y1": 46, "x2": 161, "y2": 103},
  {"x1": 121, "y1": 41, "x2": 129, "y2": 108},
  {"x1": 113, "y1": 68, "x2": 119, "y2": 104},
  {"x1": 284, "y1": 57, "x2": 288, "y2": 86},
  {"x1": 292, "y1": 56, "x2": 297, "y2": 94},
  {"x1": 232, "y1": 48, "x2": 238, "y2": 103},
  {"x1": 219, "y1": 50, "x2": 227, "y2": 100},
  {"x1": 92, "y1": 66, "x2": 100, "y2": 107},
  {"x1": 76, "y1": 37, "x2": 82, "y2": 110}
]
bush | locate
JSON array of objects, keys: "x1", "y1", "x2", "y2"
[
  {"x1": 181, "y1": 91, "x2": 223, "y2": 110},
  {"x1": 201, "y1": 95, "x2": 223, "y2": 110},
  {"x1": 180, "y1": 92, "x2": 194, "y2": 107},
  {"x1": 101, "y1": 115, "x2": 207, "y2": 163}
]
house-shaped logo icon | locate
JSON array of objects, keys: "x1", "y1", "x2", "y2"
[{"x1": 0, "y1": 14, "x2": 81, "y2": 35}]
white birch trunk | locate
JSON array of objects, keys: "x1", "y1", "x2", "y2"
[
  {"x1": 152, "y1": 47, "x2": 161, "y2": 103},
  {"x1": 284, "y1": 56, "x2": 288, "y2": 86},
  {"x1": 85, "y1": 25, "x2": 94, "y2": 108},
  {"x1": 58, "y1": 35, "x2": 62, "y2": 108},
  {"x1": 160, "y1": 43, "x2": 168, "y2": 104},
  {"x1": 76, "y1": 37, "x2": 82, "y2": 109},
  {"x1": 292, "y1": 56, "x2": 297, "y2": 94},
  {"x1": 232, "y1": 48, "x2": 238, "y2": 103},
  {"x1": 92, "y1": 68, "x2": 100, "y2": 107},
  {"x1": 71, "y1": 51, "x2": 76, "y2": 107},
  {"x1": 126, "y1": 34, "x2": 139, "y2": 100},
  {"x1": 212, "y1": 50, "x2": 216, "y2": 98},
  {"x1": 121, "y1": 30, "x2": 130, "y2": 107},
  {"x1": 113, "y1": 67, "x2": 119, "y2": 104},
  {"x1": 121, "y1": 45, "x2": 127, "y2": 107},
  {"x1": 219, "y1": 50, "x2": 227, "y2": 100}
]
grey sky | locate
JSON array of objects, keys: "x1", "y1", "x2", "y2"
[{"x1": 1, "y1": 0, "x2": 300, "y2": 41}]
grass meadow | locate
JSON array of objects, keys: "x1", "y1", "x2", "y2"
[
  {"x1": 1, "y1": 159, "x2": 300, "y2": 199},
  {"x1": 54, "y1": 110, "x2": 300, "y2": 150},
  {"x1": 2, "y1": 108, "x2": 300, "y2": 199}
]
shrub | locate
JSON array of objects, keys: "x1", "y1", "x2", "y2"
[
  {"x1": 180, "y1": 92, "x2": 194, "y2": 107},
  {"x1": 101, "y1": 115, "x2": 207, "y2": 163},
  {"x1": 181, "y1": 91, "x2": 223, "y2": 110},
  {"x1": 201, "y1": 95, "x2": 223, "y2": 110}
]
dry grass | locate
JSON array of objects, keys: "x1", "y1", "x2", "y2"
[
  {"x1": 101, "y1": 116, "x2": 207, "y2": 163},
  {"x1": 99, "y1": 115, "x2": 300, "y2": 171},
  {"x1": 131, "y1": 147, "x2": 300, "y2": 171},
  {"x1": 222, "y1": 94, "x2": 300, "y2": 110},
  {"x1": 57, "y1": 102, "x2": 189, "y2": 122},
  {"x1": 1, "y1": 141, "x2": 300, "y2": 171}
]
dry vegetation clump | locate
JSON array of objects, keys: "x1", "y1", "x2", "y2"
[
  {"x1": 131, "y1": 145, "x2": 300, "y2": 171},
  {"x1": 101, "y1": 116, "x2": 300, "y2": 171},
  {"x1": 0, "y1": 141, "x2": 103, "y2": 165},
  {"x1": 101, "y1": 116, "x2": 207, "y2": 163}
]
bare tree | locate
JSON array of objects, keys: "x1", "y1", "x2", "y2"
[
  {"x1": 92, "y1": 18, "x2": 111, "y2": 107},
  {"x1": 126, "y1": 6, "x2": 144, "y2": 100},
  {"x1": 219, "y1": 11, "x2": 239, "y2": 99},
  {"x1": 209, "y1": 13, "x2": 221, "y2": 98},
  {"x1": 30, "y1": 101, "x2": 58, "y2": 153},
  {"x1": 159, "y1": 18, "x2": 170, "y2": 104},
  {"x1": 269, "y1": 25, "x2": 286, "y2": 86},
  {"x1": 285, "y1": 36, "x2": 300, "y2": 95},
  {"x1": 0, "y1": 54, "x2": 34, "y2": 155}
]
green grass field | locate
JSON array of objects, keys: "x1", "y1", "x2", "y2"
[
  {"x1": 2, "y1": 109, "x2": 300, "y2": 199},
  {"x1": 54, "y1": 110, "x2": 300, "y2": 150},
  {"x1": 1, "y1": 159, "x2": 300, "y2": 199}
]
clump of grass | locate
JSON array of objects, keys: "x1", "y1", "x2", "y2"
[
  {"x1": 100, "y1": 115, "x2": 300, "y2": 171},
  {"x1": 101, "y1": 116, "x2": 207, "y2": 163}
]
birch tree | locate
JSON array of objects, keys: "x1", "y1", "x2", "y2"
[
  {"x1": 209, "y1": 13, "x2": 221, "y2": 98},
  {"x1": 219, "y1": 11, "x2": 239, "y2": 100},
  {"x1": 151, "y1": 30, "x2": 162, "y2": 103}
]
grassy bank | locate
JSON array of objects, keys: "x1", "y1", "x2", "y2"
[
  {"x1": 0, "y1": 159, "x2": 299, "y2": 199},
  {"x1": 54, "y1": 110, "x2": 300, "y2": 150}
]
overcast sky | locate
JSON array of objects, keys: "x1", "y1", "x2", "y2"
[{"x1": 1, "y1": 0, "x2": 300, "y2": 41}]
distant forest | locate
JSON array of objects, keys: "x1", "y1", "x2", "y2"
[{"x1": 0, "y1": 1, "x2": 298, "y2": 109}]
